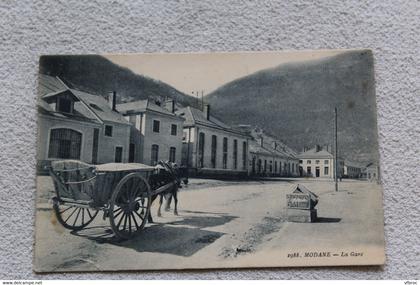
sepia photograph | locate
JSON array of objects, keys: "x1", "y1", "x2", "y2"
[{"x1": 34, "y1": 50, "x2": 385, "y2": 272}]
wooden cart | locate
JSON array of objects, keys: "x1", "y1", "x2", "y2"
[{"x1": 49, "y1": 160, "x2": 176, "y2": 239}]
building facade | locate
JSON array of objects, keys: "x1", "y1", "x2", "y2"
[
  {"x1": 117, "y1": 99, "x2": 184, "y2": 166},
  {"x1": 361, "y1": 162, "x2": 380, "y2": 182},
  {"x1": 243, "y1": 127, "x2": 299, "y2": 177},
  {"x1": 298, "y1": 145, "x2": 344, "y2": 179},
  {"x1": 344, "y1": 161, "x2": 363, "y2": 178},
  {"x1": 37, "y1": 75, "x2": 131, "y2": 172},
  {"x1": 176, "y1": 105, "x2": 250, "y2": 177}
]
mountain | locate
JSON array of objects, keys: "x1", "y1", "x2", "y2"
[
  {"x1": 206, "y1": 50, "x2": 379, "y2": 164},
  {"x1": 39, "y1": 55, "x2": 196, "y2": 106}
]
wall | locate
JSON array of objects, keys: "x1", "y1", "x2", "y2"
[
  {"x1": 1, "y1": 0, "x2": 419, "y2": 279},
  {"x1": 37, "y1": 114, "x2": 99, "y2": 164},
  {"x1": 142, "y1": 112, "x2": 184, "y2": 166},
  {"x1": 97, "y1": 122, "x2": 131, "y2": 164},
  {"x1": 192, "y1": 124, "x2": 248, "y2": 173}
]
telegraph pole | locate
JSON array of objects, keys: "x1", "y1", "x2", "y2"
[{"x1": 334, "y1": 107, "x2": 338, "y2": 192}]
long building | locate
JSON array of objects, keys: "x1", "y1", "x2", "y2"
[
  {"x1": 241, "y1": 127, "x2": 300, "y2": 177},
  {"x1": 176, "y1": 105, "x2": 250, "y2": 177}
]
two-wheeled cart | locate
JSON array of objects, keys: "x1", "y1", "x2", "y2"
[{"x1": 49, "y1": 160, "x2": 176, "y2": 239}]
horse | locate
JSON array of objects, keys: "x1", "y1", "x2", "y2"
[{"x1": 147, "y1": 160, "x2": 181, "y2": 223}]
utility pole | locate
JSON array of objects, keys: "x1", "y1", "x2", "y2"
[
  {"x1": 201, "y1": 90, "x2": 204, "y2": 110},
  {"x1": 334, "y1": 107, "x2": 338, "y2": 192}
]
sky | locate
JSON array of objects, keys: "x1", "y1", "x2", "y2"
[{"x1": 104, "y1": 50, "x2": 346, "y2": 95}]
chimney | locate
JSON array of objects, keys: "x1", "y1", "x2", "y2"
[
  {"x1": 164, "y1": 98, "x2": 176, "y2": 113},
  {"x1": 272, "y1": 141, "x2": 277, "y2": 150},
  {"x1": 203, "y1": 104, "x2": 210, "y2": 120},
  {"x1": 258, "y1": 136, "x2": 264, "y2": 147},
  {"x1": 108, "y1": 91, "x2": 117, "y2": 111}
]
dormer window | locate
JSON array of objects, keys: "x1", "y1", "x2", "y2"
[{"x1": 57, "y1": 97, "x2": 73, "y2": 113}]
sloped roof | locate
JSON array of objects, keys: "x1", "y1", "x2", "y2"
[
  {"x1": 38, "y1": 74, "x2": 129, "y2": 125},
  {"x1": 298, "y1": 147, "x2": 334, "y2": 159},
  {"x1": 38, "y1": 74, "x2": 67, "y2": 96},
  {"x1": 248, "y1": 140, "x2": 274, "y2": 156},
  {"x1": 116, "y1": 99, "x2": 183, "y2": 120},
  {"x1": 69, "y1": 89, "x2": 129, "y2": 125},
  {"x1": 176, "y1": 106, "x2": 246, "y2": 136}
]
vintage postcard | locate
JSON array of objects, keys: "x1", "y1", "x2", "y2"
[{"x1": 34, "y1": 50, "x2": 385, "y2": 272}]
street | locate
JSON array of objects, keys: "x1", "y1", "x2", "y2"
[{"x1": 34, "y1": 177, "x2": 385, "y2": 272}]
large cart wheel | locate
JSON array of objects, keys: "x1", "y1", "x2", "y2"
[
  {"x1": 109, "y1": 173, "x2": 152, "y2": 239},
  {"x1": 53, "y1": 199, "x2": 98, "y2": 231}
]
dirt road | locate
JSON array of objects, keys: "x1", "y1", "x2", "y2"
[{"x1": 34, "y1": 177, "x2": 385, "y2": 271}]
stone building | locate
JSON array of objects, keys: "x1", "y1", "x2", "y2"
[
  {"x1": 37, "y1": 75, "x2": 131, "y2": 171},
  {"x1": 298, "y1": 145, "x2": 344, "y2": 178},
  {"x1": 117, "y1": 99, "x2": 184, "y2": 166},
  {"x1": 242, "y1": 127, "x2": 299, "y2": 177},
  {"x1": 176, "y1": 105, "x2": 250, "y2": 177}
]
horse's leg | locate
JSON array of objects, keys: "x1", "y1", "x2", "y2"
[
  {"x1": 173, "y1": 190, "x2": 179, "y2": 216},
  {"x1": 165, "y1": 195, "x2": 172, "y2": 211},
  {"x1": 157, "y1": 194, "x2": 163, "y2": 217},
  {"x1": 148, "y1": 195, "x2": 157, "y2": 223}
]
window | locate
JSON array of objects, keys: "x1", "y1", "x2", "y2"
[
  {"x1": 211, "y1": 135, "x2": 217, "y2": 168},
  {"x1": 292, "y1": 163, "x2": 295, "y2": 173},
  {"x1": 324, "y1": 160, "x2": 329, "y2": 164},
  {"x1": 299, "y1": 160, "x2": 303, "y2": 164},
  {"x1": 242, "y1": 141, "x2": 247, "y2": 170},
  {"x1": 169, "y1": 147, "x2": 176, "y2": 163},
  {"x1": 48, "y1": 128, "x2": 82, "y2": 159},
  {"x1": 153, "y1": 120, "x2": 160, "y2": 133},
  {"x1": 264, "y1": 160, "x2": 267, "y2": 172},
  {"x1": 307, "y1": 160, "x2": 311, "y2": 164},
  {"x1": 257, "y1": 159, "x2": 262, "y2": 173},
  {"x1": 324, "y1": 166, "x2": 329, "y2": 175},
  {"x1": 223, "y1": 137, "x2": 228, "y2": 169},
  {"x1": 92, "y1": 128, "x2": 99, "y2": 164},
  {"x1": 233, "y1": 139, "x2": 238, "y2": 169},
  {"x1": 115, "y1": 146, "x2": 123, "y2": 163},
  {"x1": 316, "y1": 160, "x2": 320, "y2": 164},
  {"x1": 129, "y1": 143, "x2": 135, "y2": 163},
  {"x1": 151, "y1": 144, "x2": 159, "y2": 165},
  {"x1": 269, "y1": 160, "x2": 273, "y2": 173},
  {"x1": 171, "y1": 124, "x2": 177, "y2": 136},
  {"x1": 57, "y1": 97, "x2": 72, "y2": 113},
  {"x1": 198, "y1": 132, "x2": 205, "y2": 168},
  {"x1": 307, "y1": 166, "x2": 312, "y2": 175},
  {"x1": 275, "y1": 161, "x2": 278, "y2": 173},
  {"x1": 105, "y1": 125, "x2": 113, "y2": 137}
]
